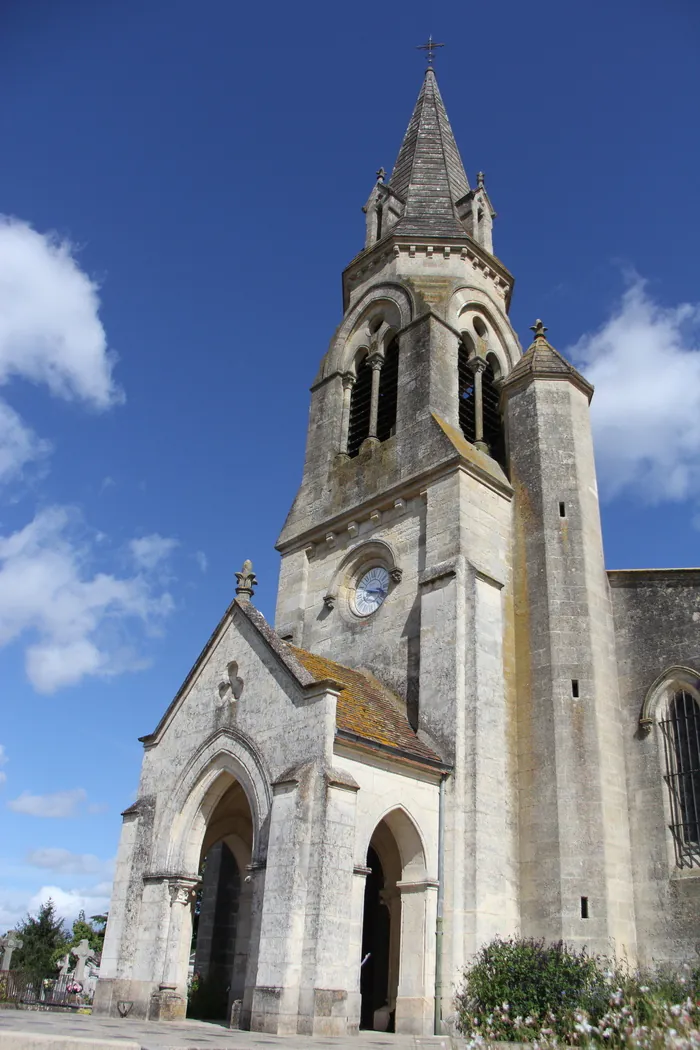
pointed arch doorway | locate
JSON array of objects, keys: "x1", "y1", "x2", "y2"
[
  {"x1": 359, "y1": 809, "x2": 432, "y2": 1034},
  {"x1": 188, "y1": 776, "x2": 254, "y2": 1021}
]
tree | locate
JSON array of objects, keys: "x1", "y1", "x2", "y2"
[{"x1": 12, "y1": 900, "x2": 69, "y2": 984}]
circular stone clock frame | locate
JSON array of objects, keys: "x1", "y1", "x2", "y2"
[
  {"x1": 324, "y1": 539, "x2": 402, "y2": 624},
  {"x1": 352, "y1": 565, "x2": 390, "y2": 618}
]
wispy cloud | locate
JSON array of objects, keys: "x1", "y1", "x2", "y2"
[
  {"x1": 25, "y1": 848, "x2": 113, "y2": 876},
  {"x1": 570, "y1": 277, "x2": 700, "y2": 505},
  {"x1": 8, "y1": 788, "x2": 87, "y2": 818},
  {"x1": 129, "y1": 533, "x2": 179, "y2": 571},
  {"x1": 194, "y1": 550, "x2": 208, "y2": 573}
]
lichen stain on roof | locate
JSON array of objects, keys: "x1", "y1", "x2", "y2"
[{"x1": 287, "y1": 644, "x2": 442, "y2": 766}]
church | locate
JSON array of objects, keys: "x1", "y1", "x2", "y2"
[{"x1": 94, "y1": 64, "x2": 700, "y2": 1037}]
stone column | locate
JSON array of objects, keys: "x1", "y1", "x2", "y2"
[
  {"x1": 149, "y1": 876, "x2": 198, "y2": 1020},
  {"x1": 339, "y1": 373, "x2": 355, "y2": 455},
  {"x1": 394, "y1": 880, "x2": 437, "y2": 1036},
  {"x1": 367, "y1": 353, "x2": 384, "y2": 441},
  {"x1": 469, "y1": 356, "x2": 488, "y2": 453}
]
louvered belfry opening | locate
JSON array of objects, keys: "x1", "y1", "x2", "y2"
[
  {"x1": 347, "y1": 356, "x2": 373, "y2": 457},
  {"x1": 458, "y1": 343, "x2": 476, "y2": 443},
  {"x1": 376, "y1": 339, "x2": 399, "y2": 442},
  {"x1": 483, "y1": 360, "x2": 506, "y2": 470},
  {"x1": 660, "y1": 689, "x2": 700, "y2": 868}
]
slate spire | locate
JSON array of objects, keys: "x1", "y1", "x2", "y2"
[{"x1": 388, "y1": 67, "x2": 471, "y2": 238}]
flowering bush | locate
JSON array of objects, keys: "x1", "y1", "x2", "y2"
[{"x1": 455, "y1": 938, "x2": 700, "y2": 1047}]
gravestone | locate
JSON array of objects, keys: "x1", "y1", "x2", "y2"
[
  {"x1": 71, "y1": 939, "x2": 95, "y2": 982},
  {"x1": 0, "y1": 931, "x2": 23, "y2": 971}
]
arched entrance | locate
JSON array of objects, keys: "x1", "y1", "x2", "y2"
[
  {"x1": 187, "y1": 777, "x2": 254, "y2": 1021},
  {"x1": 359, "y1": 809, "x2": 430, "y2": 1034}
]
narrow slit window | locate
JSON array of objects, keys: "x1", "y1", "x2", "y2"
[
  {"x1": 559, "y1": 502, "x2": 566, "y2": 517},
  {"x1": 580, "y1": 896, "x2": 589, "y2": 919},
  {"x1": 571, "y1": 680, "x2": 580, "y2": 698}
]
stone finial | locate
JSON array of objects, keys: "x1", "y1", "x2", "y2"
[
  {"x1": 235, "y1": 559, "x2": 257, "y2": 602},
  {"x1": 477, "y1": 170, "x2": 486, "y2": 189},
  {"x1": 376, "y1": 167, "x2": 386, "y2": 183},
  {"x1": 530, "y1": 319, "x2": 549, "y2": 343}
]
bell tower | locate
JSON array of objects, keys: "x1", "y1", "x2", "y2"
[{"x1": 275, "y1": 64, "x2": 526, "y2": 977}]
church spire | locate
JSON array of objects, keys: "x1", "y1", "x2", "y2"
[{"x1": 387, "y1": 67, "x2": 471, "y2": 239}]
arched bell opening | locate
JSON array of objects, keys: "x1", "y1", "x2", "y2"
[
  {"x1": 188, "y1": 777, "x2": 254, "y2": 1022},
  {"x1": 359, "y1": 809, "x2": 429, "y2": 1034}
]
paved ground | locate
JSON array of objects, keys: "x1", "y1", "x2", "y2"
[{"x1": 0, "y1": 1011, "x2": 461, "y2": 1050}]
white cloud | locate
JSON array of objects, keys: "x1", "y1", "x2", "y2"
[
  {"x1": 25, "y1": 848, "x2": 113, "y2": 876},
  {"x1": 129, "y1": 533, "x2": 179, "y2": 571},
  {"x1": 0, "y1": 506, "x2": 174, "y2": 692},
  {"x1": 0, "y1": 217, "x2": 122, "y2": 486},
  {"x1": 570, "y1": 278, "x2": 700, "y2": 503},
  {"x1": 8, "y1": 788, "x2": 87, "y2": 818},
  {"x1": 27, "y1": 883, "x2": 111, "y2": 924},
  {"x1": 195, "y1": 550, "x2": 208, "y2": 573},
  {"x1": 0, "y1": 217, "x2": 121, "y2": 408}
]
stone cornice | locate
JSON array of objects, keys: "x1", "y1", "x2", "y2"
[
  {"x1": 341, "y1": 232, "x2": 514, "y2": 313},
  {"x1": 608, "y1": 568, "x2": 700, "y2": 588},
  {"x1": 275, "y1": 442, "x2": 512, "y2": 556}
]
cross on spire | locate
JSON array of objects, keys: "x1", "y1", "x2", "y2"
[{"x1": 416, "y1": 35, "x2": 444, "y2": 67}]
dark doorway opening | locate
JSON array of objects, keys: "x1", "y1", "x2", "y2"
[{"x1": 360, "y1": 846, "x2": 392, "y2": 1031}]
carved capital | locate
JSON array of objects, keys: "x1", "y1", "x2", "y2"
[
  {"x1": 167, "y1": 877, "x2": 199, "y2": 907},
  {"x1": 341, "y1": 371, "x2": 356, "y2": 391},
  {"x1": 367, "y1": 351, "x2": 384, "y2": 371}
]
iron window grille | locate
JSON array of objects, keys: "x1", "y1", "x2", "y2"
[{"x1": 659, "y1": 689, "x2": 700, "y2": 868}]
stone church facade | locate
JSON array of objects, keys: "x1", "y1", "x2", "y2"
[{"x1": 94, "y1": 68, "x2": 700, "y2": 1036}]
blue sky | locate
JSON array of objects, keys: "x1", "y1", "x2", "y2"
[{"x1": 0, "y1": 0, "x2": 698, "y2": 928}]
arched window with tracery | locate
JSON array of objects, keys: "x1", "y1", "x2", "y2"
[
  {"x1": 659, "y1": 688, "x2": 700, "y2": 867},
  {"x1": 458, "y1": 333, "x2": 506, "y2": 471},
  {"x1": 347, "y1": 339, "x2": 399, "y2": 458}
]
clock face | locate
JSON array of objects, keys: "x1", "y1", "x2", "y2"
[{"x1": 353, "y1": 566, "x2": 390, "y2": 616}]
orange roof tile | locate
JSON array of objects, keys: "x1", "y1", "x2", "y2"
[{"x1": 287, "y1": 645, "x2": 444, "y2": 768}]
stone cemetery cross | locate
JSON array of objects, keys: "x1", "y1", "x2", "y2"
[
  {"x1": 1, "y1": 931, "x2": 23, "y2": 970},
  {"x1": 71, "y1": 939, "x2": 95, "y2": 982}
]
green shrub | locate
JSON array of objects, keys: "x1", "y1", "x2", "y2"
[
  {"x1": 455, "y1": 937, "x2": 700, "y2": 1045},
  {"x1": 455, "y1": 937, "x2": 608, "y2": 1040}
]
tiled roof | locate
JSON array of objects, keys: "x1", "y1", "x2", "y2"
[
  {"x1": 504, "y1": 339, "x2": 593, "y2": 401},
  {"x1": 287, "y1": 644, "x2": 444, "y2": 768},
  {"x1": 388, "y1": 68, "x2": 470, "y2": 240}
]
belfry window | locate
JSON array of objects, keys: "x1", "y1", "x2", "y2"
[
  {"x1": 347, "y1": 340, "x2": 399, "y2": 458},
  {"x1": 376, "y1": 339, "x2": 399, "y2": 442},
  {"x1": 348, "y1": 356, "x2": 372, "y2": 457},
  {"x1": 659, "y1": 689, "x2": 700, "y2": 868},
  {"x1": 458, "y1": 338, "x2": 506, "y2": 470}
]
